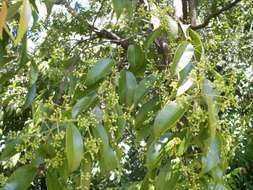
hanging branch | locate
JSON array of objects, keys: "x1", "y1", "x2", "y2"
[{"x1": 192, "y1": 0, "x2": 242, "y2": 30}]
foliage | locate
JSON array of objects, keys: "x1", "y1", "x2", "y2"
[{"x1": 0, "y1": 0, "x2": 252, "y2": 190}]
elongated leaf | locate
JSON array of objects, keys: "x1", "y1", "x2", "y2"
[
  {"x1": 178, "y1": 22, "x2": 190, "y2": 39},
  {"x1": 15, "y1": 0, "x2": 32, "y2": 44},
  {"x1": 178, "y1": 62, "x2": 193, "y2": 85},
  {"x1": 85, "y1": 58, "x2": 114, "y2": 86},
  {"x1": 66, "y1": 123, "x2": 84, "y2": 173},
  {"x1": 112, "y1": 0, "x2": 125, "y2": 19},
  {"x1": 71, "y1": 92, "x2": 97, "y2": 118},
  {"x1": 0, "y1": 1, "x2": 8, "y2": 39},
  {"x1": 189, "y1": 29, "x2": 204, "y2": 61},
  {"x1": 133, "y1": 75, "x2": 156, "y2": 105},
  {"x1": 167, "y1": 16, "x2": 178, "y2": 40},
  {"x1": 177, "y1": 78, "x2": 194, "y2": 96},
  {"x1": 202, "y1": 79, "x2": 219, "y2": 140},
  {"x1": 124, "y1": 0, "x2": 136, "y2": 18},
  {"x1": 100, "y1": 145, "x2": 118, "y2": 174},
  {"x1": 155, "y1": 162, "x2": 180, "y2": 190},
  {"x1": 2, "y1": 164, "x2": 37, "y2": 190},
  {"x1": 24, "y1": 83, "x2": 36, "y2": 109},
  {"x1": 44, "y1": 0, "x2": 55, "y2": 16},
  {"x1": 145, "y1": 28, "x2": 162, "y2": 50},
  {"x1": 154, "y1": 100, "x2": 186, "y2": 139},
  {"x1": 146, "y1": 133, "x2": 172, "y2": 169},
  {"x1": 113, "y1": 104, "x2": 126, "y2": 141},
  {"x1": 118, "y1": 70, "x2": 137, "y2": 106},
  {"x1": 202, "y1": 136, "x2": 220, "y2": 173},
  {"x1": 46, "y1": 170, "x2": 64, "y2": 190},
  {"x1": 127, "y1": 44, "x2": 145, "y2": 74},
  {"x1": 6, "y1": 1, "x2": 22, "y2": 21},
  {"x1": 0, "y1": 138, "x2": 24, "y2": 161},
  {"x1": 135, "y1": 97, "x2": 160, "y2": 128},
  {"x1": 171, "y1": 41, "x2": 194, "y2": 75}
]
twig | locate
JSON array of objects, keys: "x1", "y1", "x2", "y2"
[{"x1": 192, "y1": 0, "x2": 242, "y2": 30}]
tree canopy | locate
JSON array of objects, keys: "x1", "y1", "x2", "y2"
[{"x1": 0, "y1": 0, "x2": 252, "y2": 189}]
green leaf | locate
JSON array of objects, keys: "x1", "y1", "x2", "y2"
[
  {"x1": 46, "y1": 170, "x2": 64, "y2": 190},
  {"x1": 189, "y1": 29, "x2": 204, "y2": 61},
  {"x1": 202, "y1": 79, "x2": 219, "y2": 140},
  {"x1": 118, "y1": 70, "x2": 137, "y2": 106},
  {"x1": 135, "y1": 97, "x2": 160, "y2": 128},
  {"x1": 202, "y1": 136, "x2": 220, "y2": 173},
  {"x1": 112, "y1": 0, "x2": 125, "y2": 19},
  {"x1": 127, "y1": 44, "x2": 145, "y2": 74},
  {"x1": 155, "y1": 162, "x2": 180, "y2": 190},
  {"x1": 44, "y1": 0, "x2": 55, "y2": 16},
  {"x1": 24, "y1": 83, "x2": 36, "y2": 109},
  {"x1": 133, "y1": 75, "x2": 156, "y2": 105},
  {"x1": 94, "y1": 123, "x2": 110, "y2": 146},
  {"x1": 145, "y1": 28, "x2": 162, "y2": 50},
  {"x1": 166, "y1": 16, "x2": 178, "y2": 40},
  {"x1": 154, "y1": 100, "x2": 187, "y2": 139},
  {"x1": 0, "y1": 138, "x2": 24, "y2": 161},
  {"x1": 176, "y1": 78, "x2": 194, "y2": 96},
  {"x1": 171, "y1": 41, "x2": 194, "y2": 75},
  {"x1": 124, "y1": 0, "x2": 136, "y2": 18},
  {"x1": 113, "y1": 104, "x2": 126, "y2": 141},
  {"x1": 100, "y1": 145, "x2": 118, "y2": 174},
  {"x1": 2, "y1": 164, "x2": 37, "y2": 190},
  {"x1": 146, "y1": 133, "x2": 172, "y2": 169},
  {"x1": 15, "y1": 0, "x2": 32, "y2": 45},
  {"x1": 178, "y1": 22, "x2": 190, "y2": 39},
  {"x1": 66, "y1": 123, "x2": 84, "y2": 173},
  {"x1": 178, "y1": 62, "x2": 193, "y2": 85},
  {"x1": 6, "y1": 2, "x2": 23, "y2": 21},
  {"x1": 85, "y1": 58, "x2": 114, "y2": 86},
  {"x1": 71, "y1": 92, "x2": 97, "y2": 118}
]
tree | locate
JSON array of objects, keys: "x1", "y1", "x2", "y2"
[{"x1": 0, "y1": 0, "x2": 252, "y2": 189}]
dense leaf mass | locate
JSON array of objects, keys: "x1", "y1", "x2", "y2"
[{"x1": 0, "y1": 0, "x2": 252, "y2": 189}]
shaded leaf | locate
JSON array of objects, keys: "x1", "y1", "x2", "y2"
[
  {"x1": 24, "y1": 83, "x2": 36, "y2": 109},
  {"x1": 202, "y1": 136, "x2": 220, "y2": 173},
  {"x1": 2, "y1": 164, "x2": 37, "y2": 190},
  {"x1": 118, "y1": 70, "x2": 137, "y2": 106},
  {"x1": 146, "y1": 133, "x2": 172, "y2": 170},
  {"x1": 155, "y1": 162, "x2": 180, "y2": 190},
  {"x1": 154, "y1": 100, "x2": 187, "y2": 139},
  {"x1": 0, "y1": 138, "x2": 24, "y2": 161},
  {"x1": 85, "y1": 58, "x2": 114, "y2": 86},
  {"x1": 66, "y1": 123, "x2": 84, "y2": 173},
  {"x1": 135, "y1": 96, "x2": 160, "y2": 128},
  {"x1": 133, "y1": 75, "x2": 156, "y2": 105},
  {"x1": 46, "y1": 170, "x2": 64, "y2": 190},
  {"x1": 189, "y1": 29, "x2": 204, "y2": 61},
  {"x1": 127, "y1": 44, "x2": 145, "y2": 74},
  {"x1": 112, "y1": 0, "x2": 125, "y2": 19},
  {"x1": 71, "y1": 92, "x2": 97, "y2": 118},
  {"x1": 6, "y1": 2, "x2": 22, "y2": 21},
  {"x1": 100, "y1": 145, "x2": 118, "y2": 175},
  {"x1": 145, "y1": 28, "x2": 162, "y2": 50}
]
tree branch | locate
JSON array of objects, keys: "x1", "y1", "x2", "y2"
[
  {"x1": 62, "y1": 0, "x2": 129, "y2": 49},
  {"x1": 191, "y1": 0, "x2": 242, "y2": 30}
]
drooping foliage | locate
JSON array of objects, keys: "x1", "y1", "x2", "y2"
[{"x1": 0, "y1": 0, "x2": 252, "y2": 190}]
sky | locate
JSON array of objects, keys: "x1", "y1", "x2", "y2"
[{"x1": 28, "y1": 0, "x2": 89, "y2": 52}]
